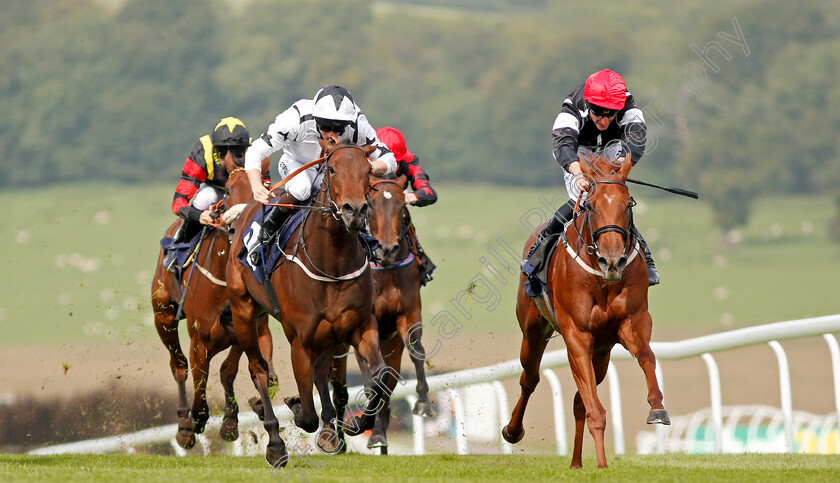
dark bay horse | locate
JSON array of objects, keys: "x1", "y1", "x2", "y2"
[
  {"x1": 502, "y1": 154, "x2": 669, "y2": 469},
  {"x1": 226, "y1": 139, "x2": 390, "y2": 467},
  {"x1": 151, "y1": 157, "x2": 276, "y2": 449},
  {"x1": 334, "y1": 174, "x2": 435, "y2": 452}
]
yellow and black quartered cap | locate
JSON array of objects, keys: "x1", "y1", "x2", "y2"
[{"x1": 211, "y1": 117, "x2": 249, "y2": 146}]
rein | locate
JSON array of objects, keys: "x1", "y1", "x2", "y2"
[{"x1": 563, "y1": 180, "x2": 641, "y2": 278}]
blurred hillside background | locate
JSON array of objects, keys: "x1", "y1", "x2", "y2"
[{"x1": 2, "y1": 0, "x2": 839, "y2": 233}]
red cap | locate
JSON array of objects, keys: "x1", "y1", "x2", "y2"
[
  {"x1": 376, "y1": 126, "x2": 413, "y2": 163},
  {"x1": 583, "y1": 70, "x2": 627, "y2": 110}
]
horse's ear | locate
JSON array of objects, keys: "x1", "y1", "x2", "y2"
[
  {"x1": 578, "y1": 155, "x2": 594, "y2": 177},
  {"x1": 362, "y1": 145, "x2": 376, "y2": 157},
  {"x1": 396, "y1": 174, "x2": 408, "y2": 189},
  {"x1": 319, "y1": 138, "x2": 338, "y2": 154},
  {"x1": 618, "y1": 153, "x2": 632, "y2": 180}
]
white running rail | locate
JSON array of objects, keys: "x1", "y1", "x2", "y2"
[{"x1": 29, "y1": 313, "x2": 840, "y2": 456}]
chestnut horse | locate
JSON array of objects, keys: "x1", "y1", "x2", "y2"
[
  {"x1": 333, "y1": 174, "x2": 435, "y2": 453},
  {"x1": 226, "y1": 139, "x2": 390, "y2": 467},
  {"x1": 151, "y1": 157, "x2": 276, "y2": 449},
  {"x1": 502, "y1": 154, "x2": 669, "y2": 469}
]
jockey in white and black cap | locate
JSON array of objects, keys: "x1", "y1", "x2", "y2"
[{"x1": 242, "y1": 85, "x2": 396, "y2": 267}]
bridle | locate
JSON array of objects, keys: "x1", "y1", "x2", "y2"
[{"x1": 571, "y1": 180, "x2": 636, "y2": 259}]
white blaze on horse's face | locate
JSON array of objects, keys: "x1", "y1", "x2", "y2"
[{"x1": 383, "y1": 191, "x2": 392, "y2": 200}]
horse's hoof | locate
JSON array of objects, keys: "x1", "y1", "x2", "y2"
[
  {"x1": 501, "y1": 425, "x2": 524, "y2": 444},
  {"x1": 249, "y1": 397, "x2": 266, "y2": 421},
  {"x1": 284, "y1": 395, "x2": 301, "y2": 412},
  {"x1": 220, "y1": 416, "x2": 239, "y2": 441},
  {"x1": 412, "y1": 401, "x2": 437, "y2": 418},
  {"x1": 316, "y1": 427, "x2": 345, "y2": 454},
  {"x1": 192, "y1": 420, "x2": 207, "y2": 434},
  {"x1": 367, "y1": 433, "x2": 388, "y2": 449},
  {"x1": 343, "y1": 416, "x2": 372, "y2": 437},
  {"x1": 647, "y1": 409, "x2": 671, "y2": 425},
  {"x1": 265, "y1": 441, "x2": 288, "y2": 468},
  {"x1": 176, "y1": 427, "x2": 196, "y2": 449}
]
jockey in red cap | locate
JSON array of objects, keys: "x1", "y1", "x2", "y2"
[
  {"x1": 375, "y1": 126, "x2": 438, "y2": 284},
  {"x1": 522, "y1": 69, "x2": 659, "y2": 294}
]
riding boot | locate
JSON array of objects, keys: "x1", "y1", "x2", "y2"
[
  {"x1": 416, "y1": 251, "x2": 436, "y2": 286},
  {"x1": 247, "y1": 190, "x2": 297, "y2": 267},
  {"x1": 523, "y1": 199, "x2": 575, "y2": 270},
  {"x1": 163, "y1": 219, "x2": 196, "y2": 273},
  {"x1": 631, "y1": 224, "x2": 660, "y2": 286}
]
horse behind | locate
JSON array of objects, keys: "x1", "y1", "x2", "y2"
[
  {"x1": 151, "y1": 156, "x2": 275, "y2": 449},
  {"x1": 226, "y1": 139, "x2": 391, "y2": 467},
  {"x1": 333, "y1": 174, "x2": 435, "y2": 453},
  {"x1": 502, "y1": 154, "x2": 669, "y2": 468}
]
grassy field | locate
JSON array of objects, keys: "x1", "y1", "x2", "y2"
[
  {"x1": 2, "y1": 453, "x2": 839, "y2": 482},
  {"x1": 1, "y1": 181, "x2": 838, "y2": 346}
]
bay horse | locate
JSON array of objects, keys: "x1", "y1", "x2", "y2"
[
  {"x1": 151, "y1": 156, "x2": 276, "y2": 449},
  {"x1": 502, "y1": 154, "x2": 669, "y2": 469},
  {"x1": 226, "y1": 139, "x2": 390, "y2": 467},
  {"x1": 333, "y1": 174, "x2": 435, "y2": 453}
]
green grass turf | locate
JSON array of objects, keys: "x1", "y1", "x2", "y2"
[
  {"x1": 2, "y1": 453, "x2": 839, "y2": 482},
  {"x1": 1, "y1": 181, "x2": 838, "y2": 346}
]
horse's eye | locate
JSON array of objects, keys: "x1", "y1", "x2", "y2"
[{"x1": 328, "y1": 166, "x2": 336, "y2": 174}]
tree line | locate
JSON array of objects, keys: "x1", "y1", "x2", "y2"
[{"x1": 1, "y1": 0, "x2": 838, "y2": 233}]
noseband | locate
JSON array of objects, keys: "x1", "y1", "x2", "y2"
[
  {"x1": 575, "y1": 180, "x2": 636, "y2": 256},
  {"x1": 319, "y1": 144, "x2": 369, "y2": 222}
]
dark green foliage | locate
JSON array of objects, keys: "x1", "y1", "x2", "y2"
[{"x1": 0, "y1": 0, "x2": 838, "y2": 232}]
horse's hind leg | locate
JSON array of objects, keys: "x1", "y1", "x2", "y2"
[
  {"x1": 400, "y1": 314, "x2": 435, "y2": 417},
  {"x1": 248, "y1": 315, "x2": 277, "y2": 421},
  {"x1": 502, "y1": 309, "x2": 552, "y2": 445},
  {"x1": 219, "y1": 345, "x2": 242, "y2": 441},
  {"x1": 230, "y1": 291, "x2": 287, "y2": 467},
  {"x1": 152, "y1": 286, "x2": 193, "y2": 449},
  {"x1": 368, "y1": 335, "x2": 404, "y2": 452},
  {"x1": 188, "y1": 336, "x2": 213, "y2": 435},
  {"x1": 617, "y1": 313, "x2": 669, "y2": 425}
]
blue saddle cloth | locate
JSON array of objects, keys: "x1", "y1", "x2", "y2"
[
  {"x1": 160, "y1": 229, "x2": 205, "y2": 281},
  {"x1": 235, "y1": 198, "x2": 380, "y2": 284}
]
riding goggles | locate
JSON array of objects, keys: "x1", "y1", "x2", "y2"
[
  {"x1": 315, "y1": 118, "x2": 350, "y2": 133},
  {"x1": 215, "y1": 145, "x2": 247, "y2": 158},
  {"x1": 589, "y1": 104, "x2": 619, "y2": 119}
]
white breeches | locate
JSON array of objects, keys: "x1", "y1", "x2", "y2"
[
  {"x1": 278, "y1": 152, "x2": 324, "y2": 201},
  {"x1": 191, "y1": 184, "x2": 223, "y2": 211}
]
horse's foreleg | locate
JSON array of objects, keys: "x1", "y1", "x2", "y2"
[
  {"x1": 219, "y1": 345, "x2": 243, "y2": 441},
  {"x1": 286, "y1": 339, "x2": 319, "y2": 433},
  {"x1": 368, "y1": 335, "x2": 403, "y2": 451},
  {"x1": 231, "y1": 293, "x2": 286, "y2": 467},
  {"x1": 153, "y1": 302, "x2": 192, "y2": 448},
  {"x1": 328, "y1": 354, "x2": 348, "y2": 454},
  {"x1": 400, "y1": 315, "x2": 435, "y2": 418},
  {"x1": 566, "y1": 335, "x2": 608, "y2": 469},
  {"x1": 502, "y1": 320, "x2": 552, "y2": 445},
  {"x1": 188, "y1": 335, "x2": 212, "y2": 435},
  {"x1": 312, "y1": 350, "x2": 341, "y2": 453},
  {"x1": 344, "y1": 314, "x2": 387, "y2": 436},
  {"x1": 618, "y1": 314, "x2": 669, "y2": 424}
]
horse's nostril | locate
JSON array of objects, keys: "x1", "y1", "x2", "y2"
[
  {"x1": 342, "y1": 203, "x2": 355, "y2": 216},
  {"x1": 617, "y1": 256, "x2": 627, "y2": 271}
]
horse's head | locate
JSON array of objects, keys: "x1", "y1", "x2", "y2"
[
  {"x1": 318, "y1": 138, "x2": 375, "y2": 233},
  {"x1": 579, "y1": 153, "x2": 634, "y2": 281},
  {"x1": 368, "y1": 174, "x2": 408, "y2": 266},
  {"x1": 221, "y1": 157, "x2": 268, "y2": 240}
]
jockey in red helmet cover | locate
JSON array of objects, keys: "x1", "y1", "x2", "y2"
[
  {"x1": 374, "y1": 126, "x2": 438, "y2": 284},
  {"x1": 521, "y1": 69, "x2": 659, "y2": 294},
  {"x1": 375, "y1": 127, "x2": 438, "y2": 207}
]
